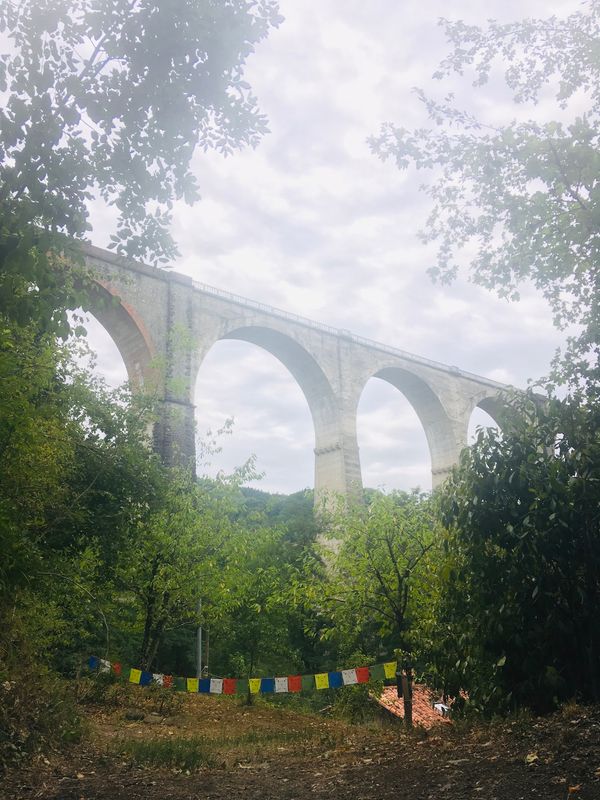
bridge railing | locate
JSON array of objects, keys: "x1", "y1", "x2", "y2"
[{"x1": 192, "y1": 280, "x2": 508, "y2": 390}]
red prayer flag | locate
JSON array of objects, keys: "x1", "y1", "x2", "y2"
[
  {"x1": 288, "y1": 674, "x2": 302, "y2": 693},
  {"x1": 112, "y1": 662, "x2": 122, "y2": 677},
  {"x1": 223, "y1": 678, "x2": 237, "y2": 695},
  {"x1": 356, "y1": 666, "x2": 370, "y2": 684},
  {"x1": 163, "y1": 675, "x2": 173, "y2": 689}
]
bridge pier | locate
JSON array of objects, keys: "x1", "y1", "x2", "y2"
[
  {"x1": 153, "y1": 398, "x2": 197, "y2": 470},
  {"x1": 313, "y1": 416, "x2": 362, "y2": 505}
]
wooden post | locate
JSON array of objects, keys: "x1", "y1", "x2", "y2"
[
  {"x1": 395, "y1": 665, "x2": 403, "y2": 699},
  {"x1": 402, "y1": 661, "x2": 413, "y2": 728}
]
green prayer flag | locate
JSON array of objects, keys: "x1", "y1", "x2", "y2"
[
  {"x1": 369, "y1": 663, "x2": 385, "y2": 681},
  {"x1": 236, "y1": 678, "x2": 249, "y2": 695},
  {"x1": 174, "y1": 676, "x2": 186, "y2": 692},
  {"x1": 301, "y1": 674, "x2": 315, "y2": 691}
]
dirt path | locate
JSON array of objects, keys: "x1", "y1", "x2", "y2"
[{"x1": 3, "y1": 695, "x2": 599, "y2": 799}]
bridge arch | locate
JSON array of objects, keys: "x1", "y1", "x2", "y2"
[
  {"x1": 475, "y1": 394, "x2": 506, "y2": 428},
  {"x1": 86, "y1": 281, "x2": 158, "y2": 391},
  {"x1": 354, "y1": 364, "x2": 460, "y2": 490},
  {"x1": 194, "y1": 324, "x2": 346, "y2": 496},
  {"x1": 357, "y1": 376, "x2": 431, "y2": 491},
  {"x1": 220, "y1": 326, "x2": 339, "y2": 424}
]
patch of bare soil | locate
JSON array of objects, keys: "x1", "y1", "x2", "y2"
[{"x1": 2, "y1": 694, "x2": 600, "y2": 800}]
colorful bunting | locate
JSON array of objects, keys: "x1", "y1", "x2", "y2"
[
  {"x1": 88, "y1": 656, "x2": 400, "y2": 697},
  {"x1": 315, "y1": 672, "x2": 329, "y2": 690},
  {"x1": 129, "y1": 668, "x2": 142, "y2": 685},
  {"x1": 140, "y1": 671, "x2": 152, "y2": 686},
  {"x1": 383, "y1": 662, "x2": 397, "y2": 680},
  {"x1": 328, "y1": 671, "x2": 343, "y2": 689},
  {"x1": 342, "y1": 668, "x2": 357, "y2": 686},
  {"x1": 356, "y1": 666, "x2": 370, "y2": 684}
]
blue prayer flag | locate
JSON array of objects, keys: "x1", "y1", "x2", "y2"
[
  {"x1": 328, "y1": 671, "x2": 343, "y2": 689},
  {"x1": 199, "y1": 678, "x2": 211, "y2": 693},
  {"x1": 88, "y1": 655, "x2": 100, "y2": 671},
  {"x1": 260, "y1": 677, "x2": 275, "y2": 693},
  {"x1": 140, "y1": 671, "x2": 153, "y2": 686}
]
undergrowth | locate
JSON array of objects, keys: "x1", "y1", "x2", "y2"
[
  {"x1": 0, "y1": 608, "x2": 84, "y2": 774},
  {"x1": 118, "y1": 736, "x2": 216, "y2": 771},
  {"x1": 117, "y1": 727, "x2": 343, "y2": 770}
]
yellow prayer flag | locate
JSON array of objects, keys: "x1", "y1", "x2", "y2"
[
  {"x1": 248, "y1": 678, "x2": 261, "y2": 694},
  {"x1": 187, "y1": 677, "x2": 199, "y2": 693},
  {"x1": 315, "y1": 672, "x2": 330, "y2": 690},
  {"x1": 129, "y1": 668, "x2": 142, "y2": 684},
  {"x1": 383, "y1": 661, "x2": 397, "y2": 680}
]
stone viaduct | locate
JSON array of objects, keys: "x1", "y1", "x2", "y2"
[{"x1": 83, "y1": 243, "x2": 510, "y2": 499}]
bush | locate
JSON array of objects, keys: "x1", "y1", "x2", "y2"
[
  {"x1": 0, "y1": 664, "x2": 83, "y2": 774},
  {"x1": 331, "y1": 681, "x2": 383, "y2": 724},
  {"x1": 0, "y1": 602, "x2": 85, "y2": 773}
]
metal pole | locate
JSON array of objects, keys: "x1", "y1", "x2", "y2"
[{"x1": 196, "y1": 598, "x2": 202, "y2": 679}]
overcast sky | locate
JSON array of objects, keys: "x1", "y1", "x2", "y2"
[{"x1": 85, "y1": 0, "x2": 580, "y2": 494}]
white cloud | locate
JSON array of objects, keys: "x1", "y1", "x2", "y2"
[{"x1": 84, "y1": 0, "x2": 578, "y2": 493}]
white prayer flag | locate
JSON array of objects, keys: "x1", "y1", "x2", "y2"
[
  {"x1": 275, "y1": 676, "x2": 288, "y2": 693},
  {"x1": 342, "y1": 669, "x2": 358, "y2": 686},
  {"x1": 210, "y1": 677, "x2": 223, "y2": 694},
  {"x1": 99, "y1": 658, "x2": 111, "y2": 673},
  {"x1": 153, "y1": 673, "x2": 164, "y2": 686}
]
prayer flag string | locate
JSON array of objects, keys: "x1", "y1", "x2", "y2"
[{"x1": 86, "y1": 655, "x2": 398, "y2": 695}]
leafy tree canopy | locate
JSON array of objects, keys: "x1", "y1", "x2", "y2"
[
  {"x1": 0, "y1": 0, "x2": 282, "y2": 333},
  {"x1": 370, "y1": 1, "x2": 600, "y2": 388},
  {"x1": 433, "y1": 391, "x2": 600, "y2": 713},
  {"x1": 321, "y1": 491, "x2": 441, "y2": 665}
]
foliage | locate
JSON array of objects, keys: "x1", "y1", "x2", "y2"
[
  {"x1": 322, "y1": 491, "x2": 441, "y2": 664},
  {"x1": 0, "y1": 321, "x2": 92, "y2": 598},
  {"x1": 208, "y1": 494, "x2": 328, "y2": 678},
  {"x1": 111, "y1": 468, "x2": 254, "y2": 670},
  {"x1": 0, "y1": 0, "x2": 282, "y2": 334},
  {"x1": 330, "y1": 651, "x2": 382, "y2": 724},
  {"x1": 370, "y1": 1, "x2": 600, "y2": 387},
  {"x1": 0, "y1": 603, "x2": 83, "y2": 774},
  {"x1": 216, "y1": 488, "x2": 331, "y2": 678},
  {"x1": 432, "y1": 391, "x2": 600, "y2": 714}
]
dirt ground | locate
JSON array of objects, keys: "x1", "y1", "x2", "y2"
[{"x1": 2, "y1": 692, "x2": 600, "y2": 800}]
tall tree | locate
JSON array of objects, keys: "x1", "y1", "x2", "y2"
[
  {"x1": 370, "y1": 1, "x2": 600, "y2": 388},
  {"x1": 433, "y1": 391, "x2": 600, "y2": 713},
  {"x1": 323, "y1": 491, "x2": 440, "y2": 662},
  {"x1": 0, "y1": 0, "x2": 282, "y2": 334}
]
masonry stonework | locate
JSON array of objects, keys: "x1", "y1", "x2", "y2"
[{"x1": 82, "y1": 244, "x2": 511, "y2": 500}]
